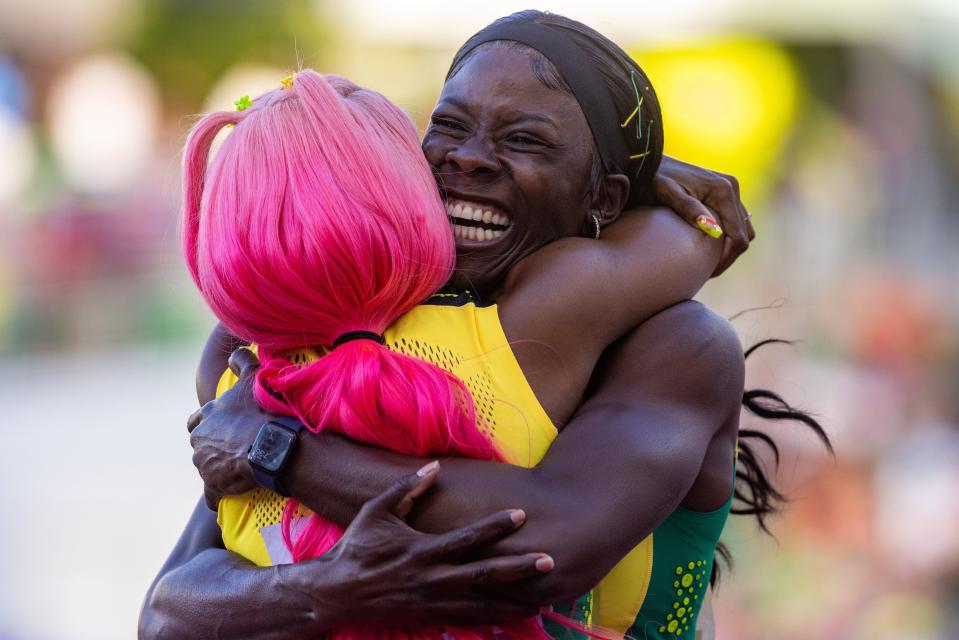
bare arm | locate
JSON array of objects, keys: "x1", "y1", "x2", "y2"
[
  {"x1": 140, "y1": 473, "x2": 551, "y2": 639},
  {"x1": 249, "y1": 302, "x2": 743, "y2": 603},
  {"x1": 501, "y1": 207, "x2": 723, "y2": 358},
  {"x1": 197, "y1": 323, "x2": 247, "y2": 405},
  {"x1": 139, "y1": 498, "x2": 329, "y2": 640},
  {"x1": 495, "y1": 205, "x2": 724, "y2": 419}
]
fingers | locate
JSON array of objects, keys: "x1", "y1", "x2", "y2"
[
  {"x1": 654, "y1": 177, "x2": 723, "y2": 236},
  {"x1": 187, "y1": 400, "x2": 216, "y2": 434},
  {"x1": 429, "y1": 552, "x2": 554, "y2": 589},
  {"x1": 228, "y1": 347, "x2": 260, "y2": 379},
  {"x1": 360, "y1": 462, "x2": 441, "y2": 520},
  {"x1": 421, "y1": 509, "x2": 527, "y2": 560},
  {"x1": 706, "y1": 175, "x2": 752, "y2": 276},
  {"x1": 744, "y1": 212, "x2": 756, "y2": 242}
]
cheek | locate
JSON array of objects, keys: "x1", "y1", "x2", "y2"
[{"x1": 517, "y1": 168, "x2": 587, "y2": 234}]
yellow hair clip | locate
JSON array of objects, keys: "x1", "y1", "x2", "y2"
[{"x1": 280, "y1": 74, "x2": 295, "y2": 90}]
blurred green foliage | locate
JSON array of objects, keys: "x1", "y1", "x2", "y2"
[{"x1": 126, "y1": 0, "x2": 333, "y2": 110}]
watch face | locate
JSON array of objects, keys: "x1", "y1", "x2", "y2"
[{"x1": 249, "y1": 422, "x2": 297, "y2": 473}]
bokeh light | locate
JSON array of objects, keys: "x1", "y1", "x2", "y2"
[
  {"x1": 0, "y1": 106, "x2": 35, "y2": 206},
  {"x1": 636, "y1": 38, "x2": 801, "y2": 207},
  {"x1": 47, "y1": 53, "x2": 160, "y2": 195}
]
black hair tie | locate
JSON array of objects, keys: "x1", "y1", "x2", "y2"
[{"x1": 331, "y1": 330, "x2": 385, "y2": 349}]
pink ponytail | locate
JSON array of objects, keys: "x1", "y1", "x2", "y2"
[{"x1": 182, "y1": 70, "x2": 552, "y2": 639}]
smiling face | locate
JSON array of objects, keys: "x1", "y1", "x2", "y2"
[{"x1": 422, "y1": 46, "x2": 600, "y2": 297}]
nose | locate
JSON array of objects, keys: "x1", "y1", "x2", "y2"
[{"x1": 445, "y1": 136, "x2": 501, "y2": 175}]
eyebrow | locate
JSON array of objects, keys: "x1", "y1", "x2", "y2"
[{"x1": 437, "y1": 96, "x2": 561, "y2": 130}]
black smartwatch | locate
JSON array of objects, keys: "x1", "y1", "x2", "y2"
[{"x1": 248, "y1": 416, "x2": 306, "y2": 496}]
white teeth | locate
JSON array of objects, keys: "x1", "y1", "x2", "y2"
[
  {"x1": 445, "y1": 201, "x2": 511, "y2": 225},
  {"x1": 450, "y1": 222, "x2": 507, "y2": 242}
]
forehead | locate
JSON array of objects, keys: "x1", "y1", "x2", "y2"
[{"x1": 439, "y1": 47, "x2": 587, "y2": 128}]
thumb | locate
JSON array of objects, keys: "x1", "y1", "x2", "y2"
[{"x1": 228, "y1": 347, "x2": 260, "y2": 379}]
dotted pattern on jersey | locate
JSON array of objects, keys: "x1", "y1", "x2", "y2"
[
  {"x1": 252, "y1": 488, "x2": 311, "y2": 529},
  {"x1": 248, "y1": 337, "x2": 499, "y2": 529},
  {"x1": 252, "y1": 489, "x2": 287, "y2": 529},
  {"x1": 387, "y1": 336, "x2": 498, "y2": 438}
]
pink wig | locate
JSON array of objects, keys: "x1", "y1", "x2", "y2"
[{"x1": 181, "y1": 70, "x2": 550, "y2": 640}]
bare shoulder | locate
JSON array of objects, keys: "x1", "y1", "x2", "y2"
[{"x1": 594, "y1": 301, "x2": 745, "y2": 414}]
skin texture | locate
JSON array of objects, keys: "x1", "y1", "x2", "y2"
[
  {"x1": 141, "y1": 48, "x2": 751, "y2": 637},
  {"x1": 425, "y1": 49, "x2": 626, "y2": 297},
  {"x1": 140, "y1": 467, "x2": 555, "y2": 639}
]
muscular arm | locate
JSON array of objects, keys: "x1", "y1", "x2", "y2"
[
  {"x1": 496, "y1": 206, "x2": 724, "y2": 420},
  {"x1": 269, "y1": 302, "x2": 743, "y2": 603},
  {"x1": 139, "y1": 499, "x2": 329, "y2": 640}
]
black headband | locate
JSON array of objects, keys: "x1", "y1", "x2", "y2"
[{"x1": 452, "y1": 21, "x2": 631, "y2": 175}]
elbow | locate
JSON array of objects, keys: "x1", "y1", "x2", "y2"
[
  {"x1": 527, "y1": 575, "x2": 597, "y2": 607},
  {"x1": 138, "y1": 592, "x2": 164, "y2": 640},
  {"x1": 138, "y1": 573, "x2": 181, "y2": 640},
  {"x1": 535, "y1": 550, "x2": 614, "y2": 604}
]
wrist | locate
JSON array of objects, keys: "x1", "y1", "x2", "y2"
[
  {"x1": 248, "y1": 417, "x2": 306, "y2": 496},
  {"x1": 275, "y1": 557, "x2": 343, "y2": 632}
]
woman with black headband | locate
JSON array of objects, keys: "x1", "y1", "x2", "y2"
[{"x1": 142, "y1": 11, "x2": 825, "y2": 640}]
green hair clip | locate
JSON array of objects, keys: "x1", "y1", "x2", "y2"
[{"x1": 234, "y1": 95, "x2": 253, "y2": 111}]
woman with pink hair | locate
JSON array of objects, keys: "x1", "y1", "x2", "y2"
[
  {"x1": 142, "y1": 11, "x2": 827, "y2": 640},
  {"x1": 178, "y1": 63, "x2": 726, "y2": 638}
]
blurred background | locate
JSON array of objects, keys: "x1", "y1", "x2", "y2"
[{"x1": 0, "y1": 0, "x2": 956, "y2": 638}]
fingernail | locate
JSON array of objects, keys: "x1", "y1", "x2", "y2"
[
  {"x1": 510, "y1": 509, "x2": 526, "y2": 525},
  {"x1": 695, "y1": 215, "x2": 723, "y2": 239},
  {"x1": 416, "y1": 460, "x2": 439, "y2": 477},
  {"x1": 535, "y1": 555, "x2": 554, "y2": 572},
  {"x1": 540, "y1": 605, "x2": 554, "y2": 614}
]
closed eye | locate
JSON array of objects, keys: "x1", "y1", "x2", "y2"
[
  {"x1": 508, "y1": 134, "x2": 545, "y2": 146},
  {"x1": 430, "y1": 116, "x2": 467, "y2": 132}
]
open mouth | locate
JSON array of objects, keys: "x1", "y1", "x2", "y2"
[{"x1": 445, "y1": 200, "x2": 512, "y2": 242}]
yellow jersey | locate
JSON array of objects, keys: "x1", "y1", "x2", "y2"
[{"x1": 216, "y1": 292, "x2": 655, "y2": 635}]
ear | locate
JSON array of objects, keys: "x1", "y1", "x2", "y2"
[{"x1": 591, "y1": 173, "x2": 630, "y2": 226}]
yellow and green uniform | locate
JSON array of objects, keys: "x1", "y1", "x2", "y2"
[{"x1": 215, "y1": 292, "x2": 731, "y2": 639}]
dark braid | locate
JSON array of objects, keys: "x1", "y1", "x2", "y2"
[{"x1": 710, "y1": 340, "x2": 833, "y2": 586}]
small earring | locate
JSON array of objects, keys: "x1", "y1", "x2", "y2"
[{"x1": 591, "y1": 213, "x2": 602, "y2": 240}]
